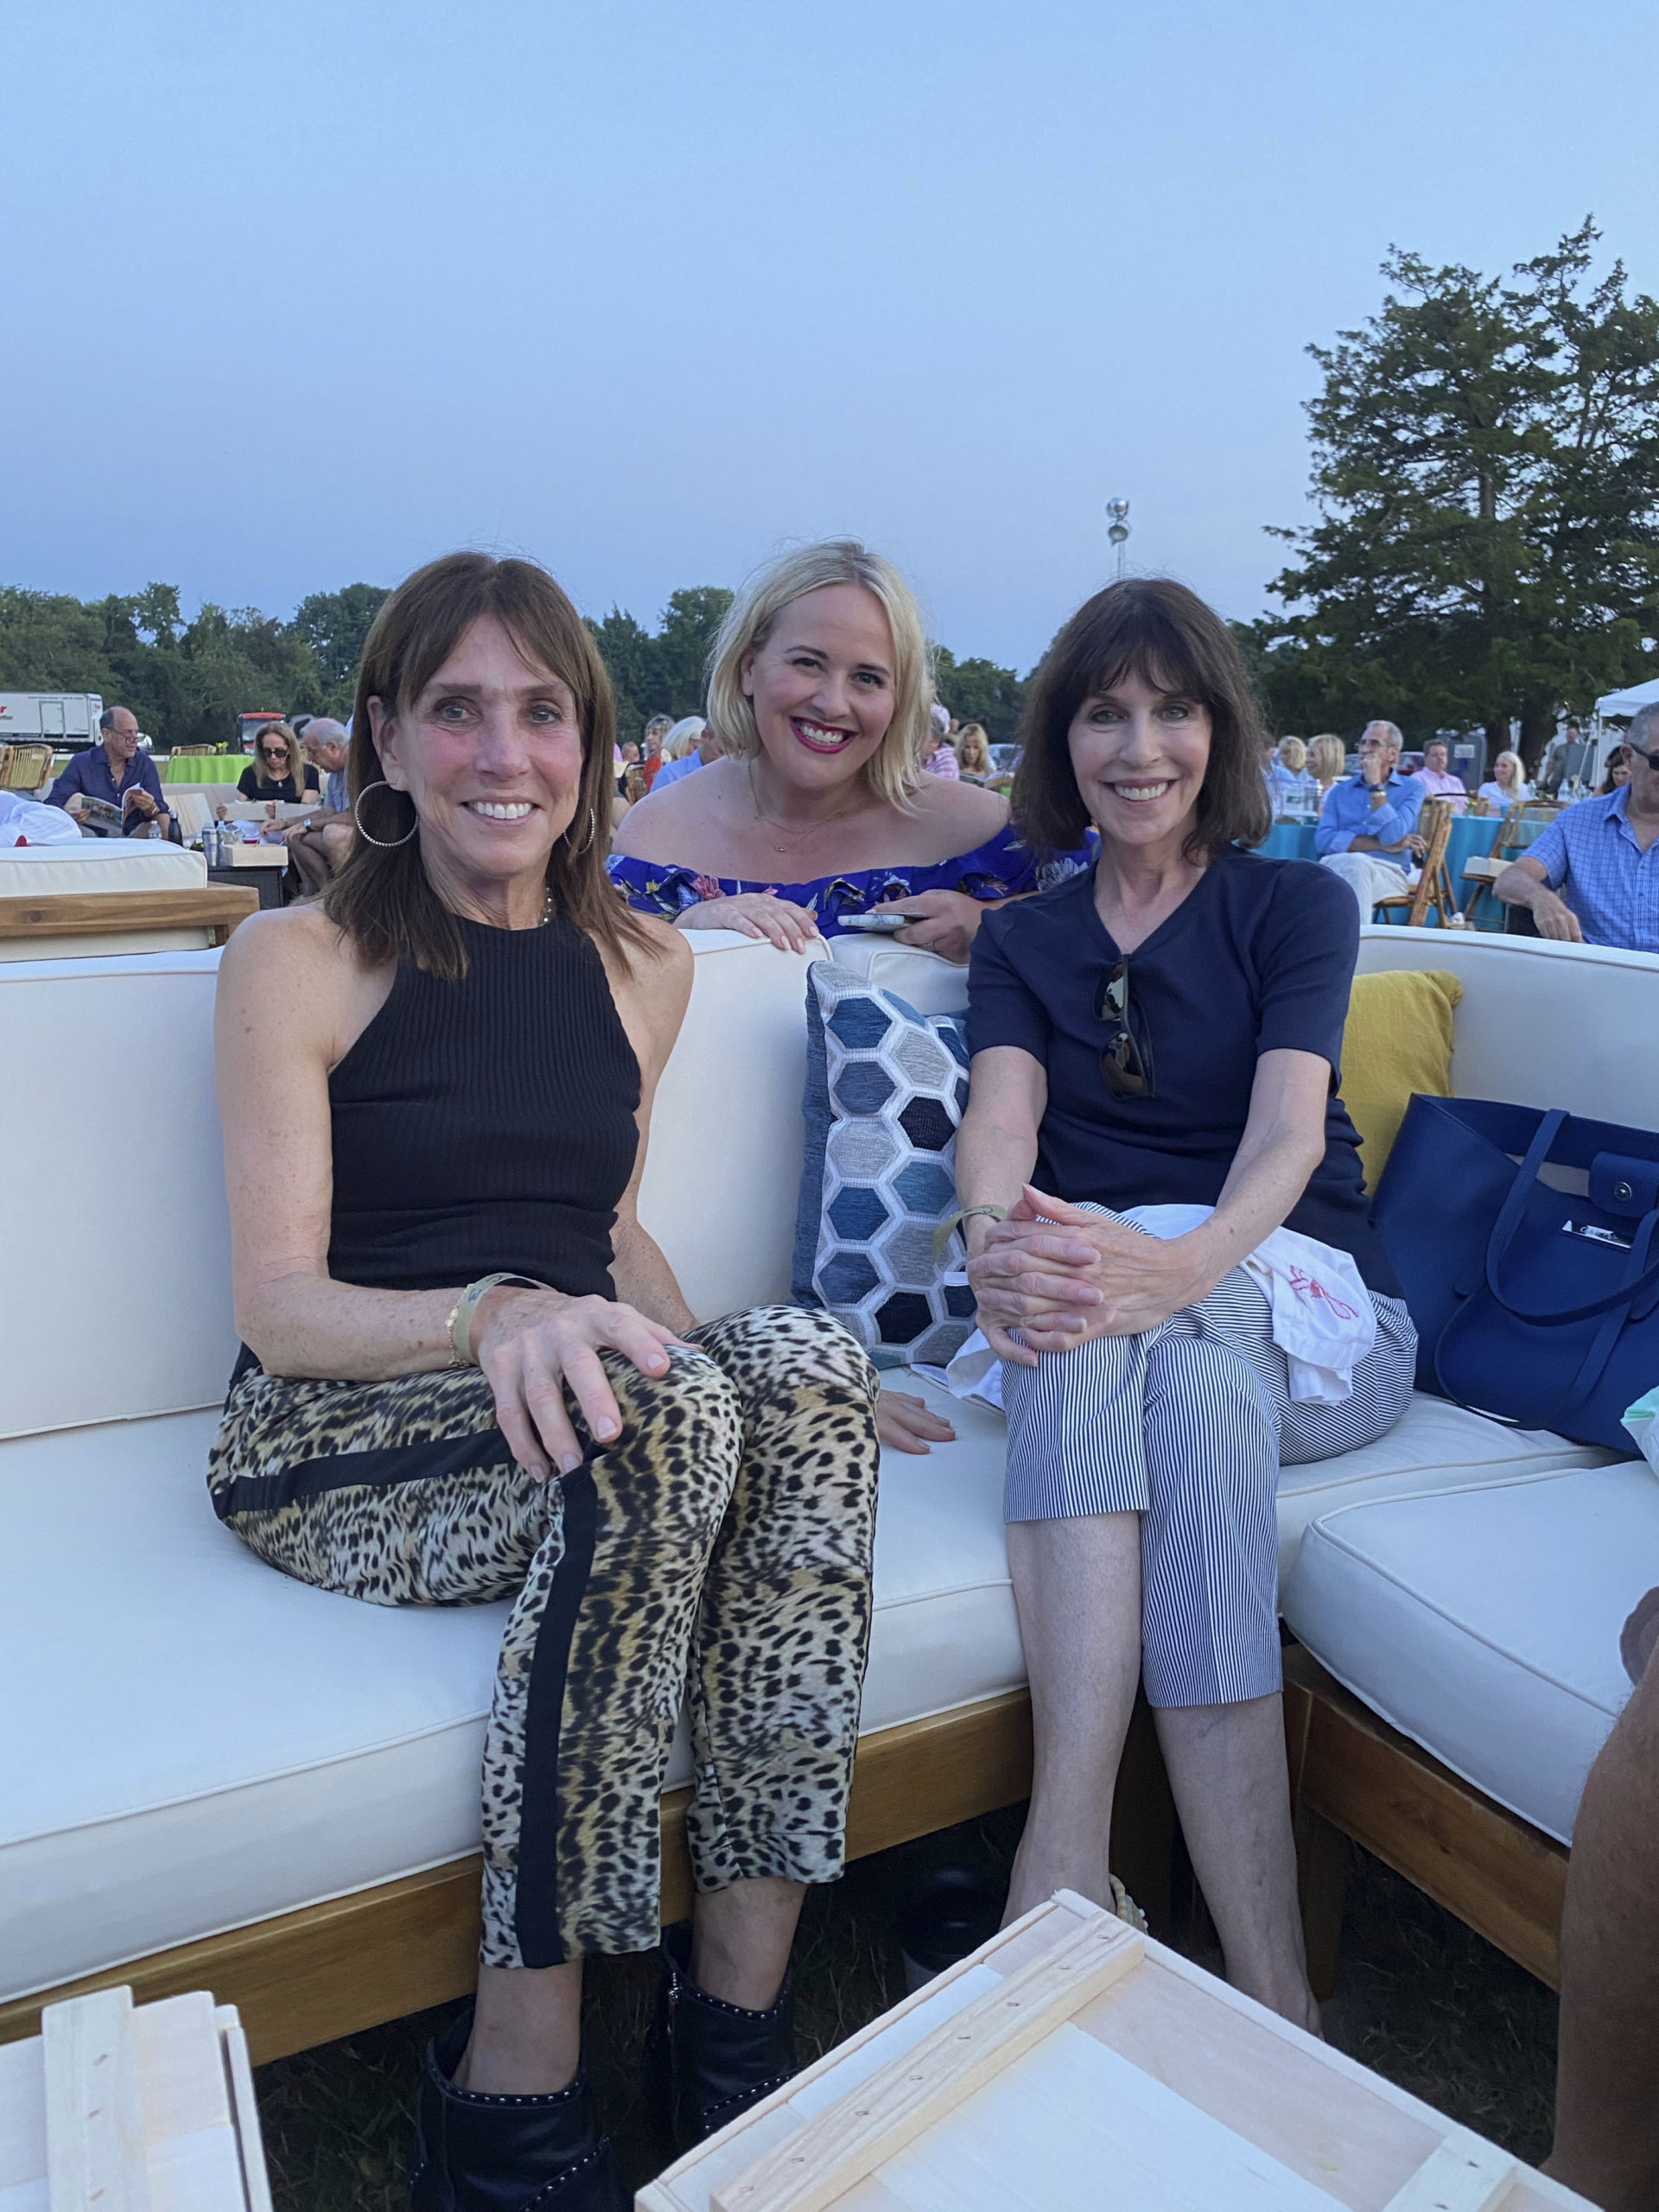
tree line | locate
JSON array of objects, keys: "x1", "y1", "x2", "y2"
[
  {"x1": 5, "y1": 220, "x2": 1654, "y2": 769},
  {"x1": 0, "y1": 578, "x2": 1033, "y2": 753}
]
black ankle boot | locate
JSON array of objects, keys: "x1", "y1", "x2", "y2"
[
  {"x1": 410, "y1": 2008, "x2": 625, "y2": 2212},
  {"x1": 644, "y1": 1923, "x2": 797, "y2": 2154}
]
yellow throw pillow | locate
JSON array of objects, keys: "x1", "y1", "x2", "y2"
[{"x1": 1340, "y1": 969, "x2": 1464, "y2": 1192}]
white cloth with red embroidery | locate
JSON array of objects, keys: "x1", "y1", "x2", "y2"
[{"x1": 938, "y1": 1202, "x2": 1376, "y2": 1409}]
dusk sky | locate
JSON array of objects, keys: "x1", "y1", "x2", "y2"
[{"x1": 7, "y1": 0, "x2": 1656, "y2": 671}]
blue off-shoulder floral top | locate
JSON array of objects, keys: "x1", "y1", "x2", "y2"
[{"x1": 606, "y1": 821, "x2": 1091, "y2": 937}]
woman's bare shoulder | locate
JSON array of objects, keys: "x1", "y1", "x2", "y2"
[
  {"x1": 600, "y1": 915, "x2": 694, "y2": 1080},
  {"x1": 610, "y1": 761, "x2": 744, "y2": 864},
  {"x1": 217, "y1": 900, "x2": 349, "y2": 991},
  {"x1": 907, "y1": 774, "x2": 1010, "y2": 856},
  {"x1": 217, "y1": 903, "x2": 392, "y2": 1065}
]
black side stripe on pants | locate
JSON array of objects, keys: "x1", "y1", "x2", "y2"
[
  {"x1": 515, "y1": 1458, "x2": 600, "y2": 1967},
  {"x1": 214, "y1": 1426, "x2": 516, "y2": 1519}
]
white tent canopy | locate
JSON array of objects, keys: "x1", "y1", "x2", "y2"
[{"x1": 1596, "y1": 677, "x2": 1659, "y2": 717}]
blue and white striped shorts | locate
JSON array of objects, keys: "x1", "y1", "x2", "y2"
[{"x1": 1001, "y1": 1250, "x2": 1416, "y2": 1706}]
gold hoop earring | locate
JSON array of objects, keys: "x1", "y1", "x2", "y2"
[{"x1": 353, "y1": 783, "x2": 418, "y2": 849}]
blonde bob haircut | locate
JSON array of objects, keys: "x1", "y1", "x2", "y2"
[{"x1": 705, "y1": 540, "x2": 933, "y2": 810}]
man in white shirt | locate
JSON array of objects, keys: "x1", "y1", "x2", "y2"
[{"x1": 0, "y1": 788, "x2": 86, "y2": 846}]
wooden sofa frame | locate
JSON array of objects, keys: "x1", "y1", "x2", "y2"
[
  {"x1": 0, "y1": 1647, "x2": 1567, "y2": 2063},
  {"x1": 1284, "y1": 1643, "x2": 1568, "y2": 1993},
  {"x1": 0, "y1": 884, "x2": 259, "y2": 950},
  {"x1": 0, "y1": 1691, "x2": 1185, "y2": 2067}
]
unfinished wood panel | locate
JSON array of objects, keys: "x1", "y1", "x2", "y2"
[
  {"x1": 43, "y1": 1986, "x2": 151, "y2": 2212},
  {"x1": 712, "y1": 1918, "x2": 1144, "y2": 2212},
  {"x1": 1382, "y1": 2128, "x2": 1516, "y2": 2212},
  {"x1": 1283, "y1": 1648, "x2": 1567, "y2": 1987},
  {"x1": 0, "y1": 887, "x2": 260, "y2": 946},
  {"x1": 214, "y1": 2011, "x2": 273, "y2": 2212},
  {"x1": 1073, "y1": 1929, "x2": 1441, "y2": 2208}
]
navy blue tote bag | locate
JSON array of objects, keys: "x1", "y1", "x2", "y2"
[{"x1": 1372, "y1": 1096, "x2": 1659, "y2": 1449}]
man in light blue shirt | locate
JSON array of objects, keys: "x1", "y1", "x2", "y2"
[
  {"x1": 1496, "y1": 705, "x2": 1659, "y2": 949},
  {"x1": 651, "y1": 720, "x2": 721, "y2": 790},
  {"x1": 1313, "y1": 721, "x2": 1427, "y2": 916}
]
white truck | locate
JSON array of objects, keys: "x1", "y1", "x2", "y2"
[{"x1": 0, "y1": 692, "x2": 105, "y2": 750}]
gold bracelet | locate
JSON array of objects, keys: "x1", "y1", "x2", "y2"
[
  {"x1": 445, "y1": 1273, "x2": 547, "y2": 1367},
  {"x1": 931, "y1": 1203, "x2": 1008, "y2": 1262}
]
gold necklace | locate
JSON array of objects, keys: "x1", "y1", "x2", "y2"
[{"x1": 747, "y1": 765, "x2": 865, "y2": 844}]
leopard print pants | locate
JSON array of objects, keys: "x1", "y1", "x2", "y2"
[{"x1": 207, "y1": 1305, "x2": 880, "y2": 1969}]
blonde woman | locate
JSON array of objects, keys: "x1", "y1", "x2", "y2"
[
  {"x1": 1477, "y1": 750, "x2": 1533, "y2": 808},
  {"x1": 1308, "y1": 734, "x2": 1348, "y2": 798},
  {"x1": 235, "y1": 721, "x2": 320, "y2": 805},
  {"x1": 1268, "y1": 734, "x2": 1320, "y2": 814},
  {"x1": 956, "y1": 722, "x2": 993, "y2": 779},
  {"x1": 609, "y1": 541, "x2": 1089, "y2": 964}
]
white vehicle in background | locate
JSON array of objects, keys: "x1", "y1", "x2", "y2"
[{"x1": 0, "y1": 691, "x2": 105, "y2": 751}]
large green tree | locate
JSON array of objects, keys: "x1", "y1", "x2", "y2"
[
  {"x1": 585, "y1": 587, "x2": 734, "y2": 744},
  {"x1": 292, "y1": 584, "x2": 391, "y2": 715},
  {"x1": 932, "y1": 646, "x2": 1026, "y2": 746},
  {"x1": 1258, "y1": 220, "x2": 1659, "y2": 763}
]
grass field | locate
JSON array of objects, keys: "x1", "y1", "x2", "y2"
[{"x1": 255, "y1": 1813, "x2": 1560, "y2": 2209}]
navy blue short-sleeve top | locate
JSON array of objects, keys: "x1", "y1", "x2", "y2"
[{"x1": 966, "y1": 846, "x2": 1398, "y2": 1294}]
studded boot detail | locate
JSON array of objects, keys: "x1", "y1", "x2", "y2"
[
  {"x1": 410, "y1": 2007, "x2": 626, "y2": 2212},
  {"x1": 644, "y1": 1923, "x2": 798, "y2": 2155}
]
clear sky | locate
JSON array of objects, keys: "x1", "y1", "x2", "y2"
[{"x1": 5, "y1": 0, "x2": 1656, "y2": 671}]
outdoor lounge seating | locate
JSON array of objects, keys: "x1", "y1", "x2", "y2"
[{"x1": 2, "y1": 924, "x2": 1654, "y2": 2062}]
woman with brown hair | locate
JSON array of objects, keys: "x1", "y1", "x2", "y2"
[
  {"x1": 209, "y1": 553, "x2": 880, "y2": 2210},
  {"x1": 234, "y1": 720, "x2": 321, "y2": 804},
  {"x1": 953, "y1": 578, "x2": 1414, "y2": 2031}
]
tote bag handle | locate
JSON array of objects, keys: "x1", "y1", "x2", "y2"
[{"x1": 1484, "y1": 1109, "x2": 1659, "y2": 1325}]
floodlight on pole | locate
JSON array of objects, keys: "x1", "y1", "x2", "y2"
[{"x1": 1106, "y1": 498, "x2": 1131, "y2": 581}]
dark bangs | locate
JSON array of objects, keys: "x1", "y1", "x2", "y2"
[
  {"x1": 323, "y1": 551, "x2": 654, "y2": 981},
  {"x1": 1012, "y1": 577, "x2": 1272, "y2": 857}
]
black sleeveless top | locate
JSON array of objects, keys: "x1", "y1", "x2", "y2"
[{"x1": 326, "y1": 911, "x2": 641, "y2": 1300}]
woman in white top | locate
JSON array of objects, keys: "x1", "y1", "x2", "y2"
[{"x1": 1476, "y1": 750, "x2": 1532, "y2": 808}]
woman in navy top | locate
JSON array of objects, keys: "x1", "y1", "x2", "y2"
[{"x1": 956, "y1": 578, "x2": 1414, "y2": 2032}]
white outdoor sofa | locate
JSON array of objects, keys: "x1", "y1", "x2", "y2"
[{"x1": 2, "y1": 922, "x2": 1654, "y2": 2060}]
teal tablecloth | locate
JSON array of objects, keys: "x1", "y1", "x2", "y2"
[{"x1": 1252, "y1": 815, "x2": 1532, "y2": 929}]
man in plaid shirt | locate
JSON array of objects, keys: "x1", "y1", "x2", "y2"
[{"x1": 1497, "y1": 705, "x2": 1659, "y2": 950}]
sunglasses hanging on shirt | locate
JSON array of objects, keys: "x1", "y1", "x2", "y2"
[{"x1": 1096, "y1": 959, "x2": 1155, "y2": 1098}]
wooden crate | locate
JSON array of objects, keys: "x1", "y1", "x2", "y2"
[
  {"x1": 0, "y1": 1985, "x2": 272, "y2": 2212},
  {"x1": 644, "y1": 1891, "x2": 1590, "y2": 2212}
]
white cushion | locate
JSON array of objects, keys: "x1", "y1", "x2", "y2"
[
  {"x1": 1273, "y1": 1395, "x2": 1611, "y2": 1581},
  {"x1": 1284, "y1": 1464, "x2": 1657, "y2": 1843},
  {"x1": 0, "y1": 843, "x2": 207, "y2": 894},
  {"x1": 0, "y1": 954, "x2": 235, "y2": 1441},
  {"x1": 0, "y1": 1380, "x2": 1021, "y2": 2003},
  {"x1": 1356, "y1": 928, "x2": 1659, "y2": 1122}
]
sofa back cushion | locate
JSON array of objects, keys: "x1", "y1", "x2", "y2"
[
  {"x1": 1355, "y1": 930, "x2": 1659, "y2": 1121},
  {"x1": 1, "y1": 951, "x2": 234, "y2": 1441}
]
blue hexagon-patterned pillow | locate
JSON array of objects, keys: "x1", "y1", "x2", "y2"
[{"x1": 792, "y1": 965, "x2": 976, "y2": 1368}]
